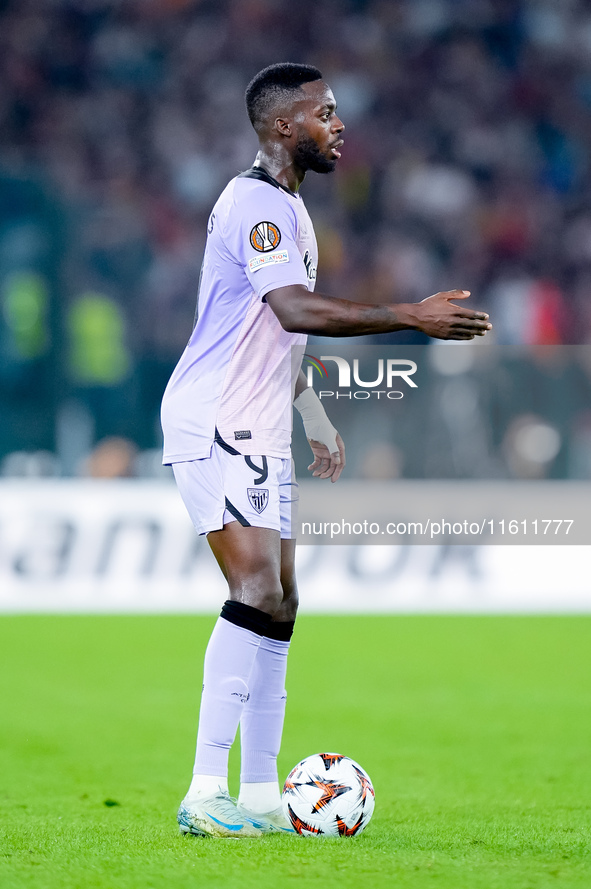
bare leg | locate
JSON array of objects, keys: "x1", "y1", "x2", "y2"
[
  {"x1": 207, "y1": 524, "x2": 284, "y2": 615},
  {"x1": 275, "y1": 537, "x2": 299, "y2": 621}
]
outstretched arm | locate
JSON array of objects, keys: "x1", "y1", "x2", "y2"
[{"x1": 267, "y1": 287, "x2": 491, "y2": 340}]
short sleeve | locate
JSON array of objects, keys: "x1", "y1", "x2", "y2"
[{"x1": 229, "y1": 181, "x2": 309, "y2": 298}]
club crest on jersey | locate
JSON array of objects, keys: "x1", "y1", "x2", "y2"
[
  {"x1": 247, "y1": 488, "x2": 269, "y2": 514},
  {"x1": 250, "y1": 221, "x2": 281, "y2": 252}
]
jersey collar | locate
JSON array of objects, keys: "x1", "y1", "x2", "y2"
[{"x1": 238, "y1": 166, "x2": 298, "y2": 198}]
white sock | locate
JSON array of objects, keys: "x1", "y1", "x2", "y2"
[
  {"x1": 238, "y1": 636, "x2": 291, "y2": 814},
  {"x1": 238, "y1": 781, "x2": 282, "y2": 814},
  {"x1": 193, "y1": 617, "x2": 262, "y2": 777},
  {"x1": 186, "y1": 773, "x2": 228, "y2": 800},
  {"x1": 239, "y1": 637, "x2": 291, "y2": 784}
]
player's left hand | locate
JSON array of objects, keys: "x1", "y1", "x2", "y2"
[{"x1": 307, "y1": 433, "x2": 346, "y2": 483}]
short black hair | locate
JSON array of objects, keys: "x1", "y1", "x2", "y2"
[{"x1": 245, "y1": 63, "x2": 323, "y2": 132}]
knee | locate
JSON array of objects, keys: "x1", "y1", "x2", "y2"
[
  {"x1": 249, "y1": 587, "x2": 284, "y2": 616},
  {"x1": 275, "y1": 574, "x2": 298, "y2": 622},
  {"x1": 226, "y1": 563, "x2": 284, "y2": 617},
  {"x1": 279, "y1": 591, "x2": 298, "y2": 622}
]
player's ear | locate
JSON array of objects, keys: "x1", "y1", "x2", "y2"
[{"x1": 274, "y1": 117, "x2": 292, "y2": 137}]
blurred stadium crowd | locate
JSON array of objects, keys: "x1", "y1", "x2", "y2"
[{"x1": 1, "y1": 0, "x2": 591, "y2": 479}]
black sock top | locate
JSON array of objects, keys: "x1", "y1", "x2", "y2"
[
  {"x1": 220, "y1": 600, "x2": 273, "y2": 636},
  {"x1": 266, "y1": 620, "x2": 295, "y2": 642}
]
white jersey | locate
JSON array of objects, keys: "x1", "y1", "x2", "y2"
[{"x1": 161, "y1": 168, "x2": 317, "y2": 464}]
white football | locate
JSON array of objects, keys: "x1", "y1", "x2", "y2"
[{"x1": 282, "y1": 752, "x2": 375, "y2": 837}]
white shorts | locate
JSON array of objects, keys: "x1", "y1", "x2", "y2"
[{"x1": 172, "y1": 441, "x2": 298, "y2": 539}]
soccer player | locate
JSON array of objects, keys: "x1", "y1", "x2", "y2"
[{"x1": 161, "y1": 63, "x2": 492, "y2": 838}]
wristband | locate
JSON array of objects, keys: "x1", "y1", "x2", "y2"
[{"x1": 293, "y1": 387, "x2": 339, "y2": 454}]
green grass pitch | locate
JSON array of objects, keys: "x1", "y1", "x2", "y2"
[{"x1": 1, "y1": 614, "x2": 590, "y2": 889}]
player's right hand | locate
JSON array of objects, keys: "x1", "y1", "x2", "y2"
[{"x1": 412, "y1": 290, "x2": 492, "y2": 340}]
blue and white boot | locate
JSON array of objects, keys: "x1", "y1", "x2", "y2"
[
  {"x1": 236, "y1": 804, "x2": 295, "y2": 834},
  {"x1": 178, "y1": 791, "x2": 262, "y2": 838}
]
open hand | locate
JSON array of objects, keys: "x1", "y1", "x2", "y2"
[
  {"x1": 414, "y1": 290, "x2": 492, "y2": 340},
  {"x1": 307, "y1": 433, "x2": 346, "y2": 483}
]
